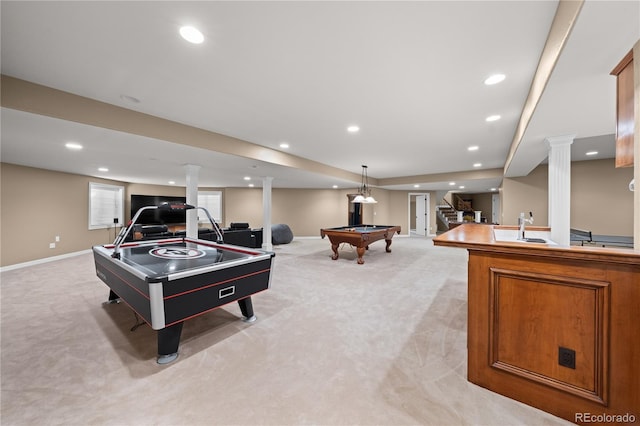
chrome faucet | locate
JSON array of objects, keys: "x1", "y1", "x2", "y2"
[{"x1": 518, "y1": 212, "x2": 534, "y2": 240}]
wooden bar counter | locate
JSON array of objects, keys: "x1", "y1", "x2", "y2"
[{"x1": 433, "y1": 224, "x2": 639, "y2": 425}]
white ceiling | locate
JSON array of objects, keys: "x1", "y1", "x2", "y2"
[{"x1": 1, "y1": 1, "x2": 638, "y2": 192}]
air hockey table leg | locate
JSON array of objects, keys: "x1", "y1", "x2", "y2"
[
  {"x1": 107, "y1": 289, "x2": 121, "y2": 303},
  {"x1": 157, "y1": 322, "x2": 184, "y2": 364},
  {"x1": 238, "y1": 297, "x2": 257, "y2": 323}
]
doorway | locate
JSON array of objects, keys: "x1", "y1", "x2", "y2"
[
  {"x1": 408, "y1": 193, "x2": 430, "y2": 236},
  {"x1": 347, "y1": 194, "x2": 363, "y2": 226},
  {"x1": 492, "y1": 193, "x2": 501, "y2": 224}
]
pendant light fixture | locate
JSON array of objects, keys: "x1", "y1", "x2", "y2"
[{"x1": 352, "y1": 165, "x2": 377, "y2": 204}]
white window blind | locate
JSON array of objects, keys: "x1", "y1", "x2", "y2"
[
  {"x1": 89, "y1": 182, "x2": 124, "y2": 230},
  {"x1": 197, "y1": 191, "x2": 222, "y2": 224}
]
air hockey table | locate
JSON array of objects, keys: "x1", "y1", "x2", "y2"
[{"x1": 93, "y1": 203, "x2": 275, "y2": 364}]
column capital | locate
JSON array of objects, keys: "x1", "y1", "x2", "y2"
[
  {"x1": 184, "y1": 164, "x2": 201, "y2": 174},
  {"x1": 545, "y1": 134, "x2": 576, "y2": 147}
]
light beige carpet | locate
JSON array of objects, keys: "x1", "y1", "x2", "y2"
[{"x1": 1, "y1": 236, "x2": 572, "y2": 425}]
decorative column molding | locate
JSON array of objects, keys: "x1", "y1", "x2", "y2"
[
  {"x1": 633, "y1": 39, "x2": 639, "y2": 250},
  {"x1": 262, "y1": 176, "x2": 274, "y2": 252},
  {"x1": 546, "y1": 134, "x2": 574, "y2": 246},
  {"x1": 184, "y1": 164, "x2": 200, "y2": 239}
]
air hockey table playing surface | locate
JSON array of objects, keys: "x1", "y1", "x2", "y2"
[{"x1": 111, "y1": 239, "x2": 255, "y2": 278}]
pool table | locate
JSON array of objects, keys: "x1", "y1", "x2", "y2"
[{"x1": 320, "y1": 225, "x2": 401, "y2": 264}]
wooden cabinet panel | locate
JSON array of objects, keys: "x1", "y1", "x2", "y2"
[
  {"x1": 489, "y1": 269, "x2": 609, "y2": 404},
  {"x1": 611, "y1": 50, "x2": 634, "y2": 168},
  {"x1": 434, "y1": 225, "x2": 640, "y2": 425},
  {"x1": 468, "y1": 250, "x2": 638, "y2": 424}
]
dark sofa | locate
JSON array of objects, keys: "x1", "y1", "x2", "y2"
[
  {"x1": 221, "y1": 223, "x2": 263, "y2": 248},
  {"x1": 127, "y1": 224, "x2": 219, "y2": 242},
  {"x1": 128, "y1": 222, "x2": 264, "y2": 249}
]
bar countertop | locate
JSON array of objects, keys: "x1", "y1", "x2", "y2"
[{"x1": 433, "y1": 223, "x2": 640, "y2": 266}]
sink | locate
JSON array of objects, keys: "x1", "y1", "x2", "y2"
[
  {"x1": 493, "y1": 229, "x2": 557, "y2": 245},
  {"x1": 523, "y1": 237, "x2": 547, "y2": 243}
]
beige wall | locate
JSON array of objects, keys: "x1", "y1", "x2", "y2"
[
  {"x1": 223, "y1": 187, "x2": 428, "y2": 237},
  {"x1": 0, "y1": 164, "x2": 429, "y2": 266},
  {"x1": 570, "y1": 159, "x2": 634, "y2": 236},
  {"x1": 502, "y1": 159, "x2": 634, "y2": 236},
  {"x1": 223, "y1": 188, "x2": 264, "y2": 229},
  {"x1": 384, "y1": 190, "x2": 405, "y2": 231},
  {"x1": 502, "y1": 164, "x2": 550, "y2": 227},
  {"x1": 388, "y1": 191, "x2": 438, "y2": 235},
  {"x1": 1, "y1": 163, "x2": 126, "y2": 266},
  {"x1": 2, "y1": 158, "x2": 632, "y2": 267},
  {"x1": 224, "y1": 187, "x2": 358, "y2": 235}
]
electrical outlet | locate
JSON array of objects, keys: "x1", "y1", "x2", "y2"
[
  {"x1": 55, "y1": 236, "x2": 60, "y2": 242},
  {"x1": 558, "y1": 346, "x2": 576, "y2": 369},
  {"x1": 49, "y1": 243, "x2": 56, "y2": 249}
]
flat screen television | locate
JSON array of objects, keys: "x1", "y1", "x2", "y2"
[{"x1": 130, "y1": 194, "x2": 187, "y2": 225}]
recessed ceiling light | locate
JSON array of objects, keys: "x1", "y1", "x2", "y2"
[
  {"x1": 486, "y1": 115, "x2": 501, "y2": 122},
  {"x1": 244, "y1": 176, "x2": 251, "y2": 181},
  {"x1": 179, "y1": 26, "x2": 204, "y2": 44},
  {"x1": 473, "y1": 163, "x2": 482, "y2": 168},
  {"x1": 65, "y1": 142, "x2": 83, "y2": 150},
  {"x1": 98, "y1": 167, "x2": 109, "y2": 172},
  {"x1": 248, "y1": 183, "x2": 255, "y2": 188},
  {"x1": 332, "y1": 185, "x2": 339, "y2": 189},
  {"x1": 347, "y1": 125, "x2": 360, "y2": 133},
  {"x1": 279, "y1": 142, "x2": 290, "y2": 149},
  {"x1": 490, "y1": 188, "x2": 497, "y2": 191},
  {"x1": 459, "y1": 185, "x2": 465, "y2": 189},
  {"x1": 449, "y1": 182, "x2": 456, "y2": 186},
  {"x1": 586, "y1": 151, "x2": 598, "y2": 156},
  {"x1": 414, "y1": 184, "x2": 420, "y2": 188},
  {"x1": 168, "y1": 181, "x2": 175, "y2": 185},
  {"x1": 468, "y1": 146, "x2": 479, "y2": 151},
  {"x1": 484, "y1": 74, "x2": 506, "y2": 85}
]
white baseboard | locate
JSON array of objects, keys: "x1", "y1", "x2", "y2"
[{"x1": 1, "y1": 249, "x2": 92, "y2": 272}]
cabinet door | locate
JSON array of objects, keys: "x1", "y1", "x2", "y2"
[{"x1": 611, "y1": 50, "x2": 634, "y2": 168}]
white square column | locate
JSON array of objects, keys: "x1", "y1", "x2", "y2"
[
  {"x1": 184, "y1": 164, "x2": 200, "y2": 239},
  {"x1": 546, "y1": 135, "x2": 574, "y2": 246},
  {"x1": 262, "y1": 176, "x2": 273, "y2": 252}
]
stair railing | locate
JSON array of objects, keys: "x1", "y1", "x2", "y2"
[
  {"x1": 452, "y1": 194, "x2": 472, "y2": 211},
  {"x1": 437, "y1": 198, "x2": 458, "y2": 226},
  {"x1": 441, "y1": 197, "x2": 455, "y2": 211}
]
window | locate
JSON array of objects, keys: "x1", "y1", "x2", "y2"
[
  {"x1": 89, "y1": 182, "x2": 124, "y2": 230},
  {"x1": 197, "y1": 191, "x2": 222, "y2": 224}
]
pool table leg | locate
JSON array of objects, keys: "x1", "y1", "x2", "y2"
[
  {"x1": 385, "y1": 238, "x2": 393, "y2": 252},
  {"x1": 356, "y1": 246, "x2": 366, "y2": 264},
  {"x1": 238, "y1": 297, "x2": 257, "y2": 322},
  {"x1": 157, "y1": 322, "x2": 183, "y2": 365},
  {"x1": 330, "y1": 243, "x2": 340, "y2": 260}
]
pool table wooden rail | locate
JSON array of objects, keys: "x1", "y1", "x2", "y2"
[{"x1": 320, "y1": 225, "x2": 401, "y2": 264}]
